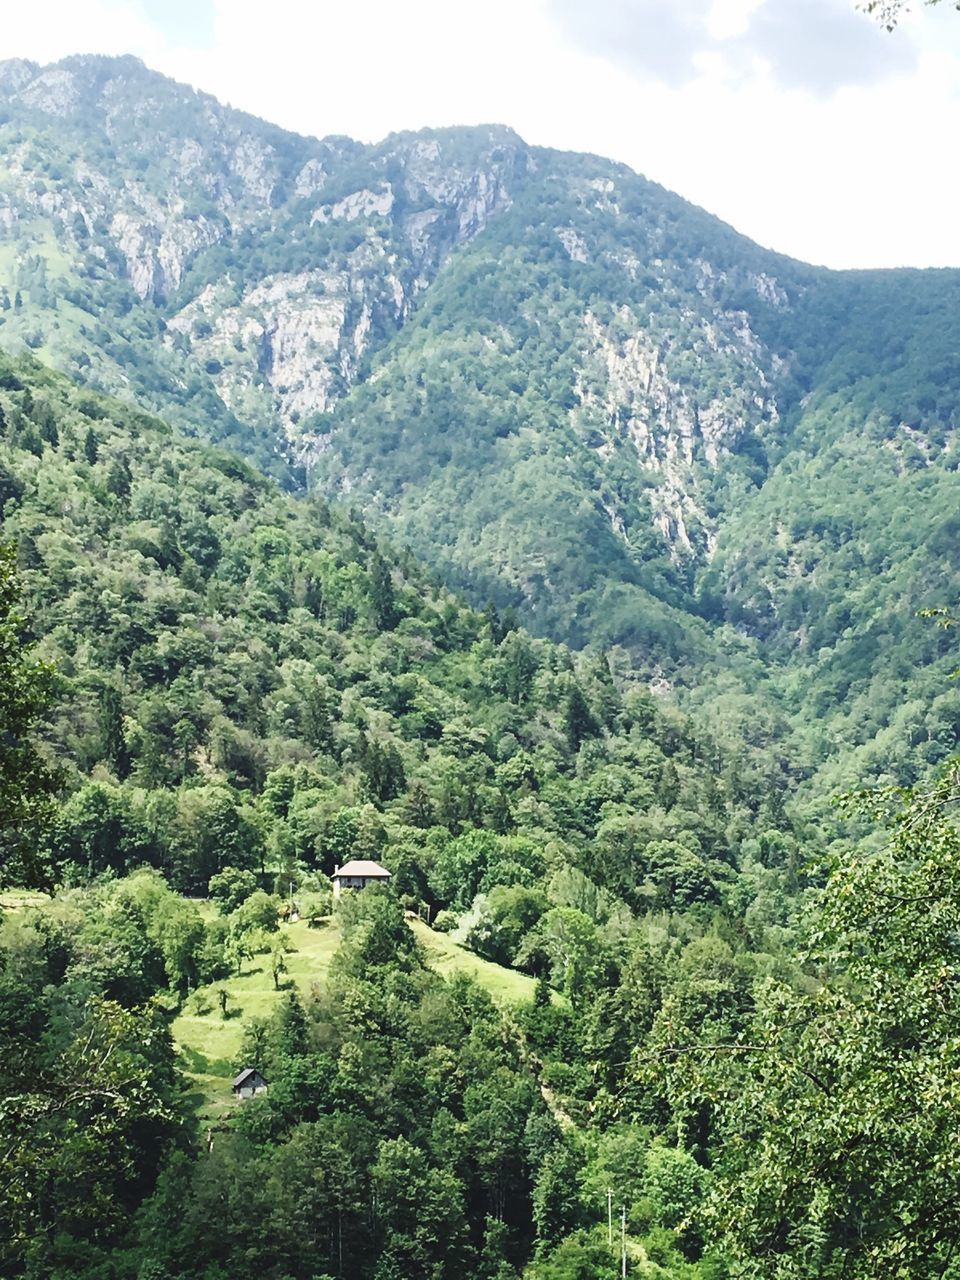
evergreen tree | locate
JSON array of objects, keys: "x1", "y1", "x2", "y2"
[
  {"x1": 0, "y1": 541, "x2": 58, "y2": 888},
  {"x1": 105, "y1": 454, "x2": 132, "y2": 500},
  {"x1": 98, "y1": 683, "x2": 130, "y2": 778},
  {"x1": 369, "y1": 552, "x2": 398, "y2": 631},
  {"x1": 272, "y1": 990, "x2": 308, "y2": 1056},
  {"x1": 563, "y1": 684, "x2": 598, "y2": 754},
  {"x1": 402, "y1": 781, "x2": 435, "y2": 829}
]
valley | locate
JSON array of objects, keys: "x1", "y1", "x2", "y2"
[{"x1": 1, "y1": 47, "x2": 959, "y2": 1280}]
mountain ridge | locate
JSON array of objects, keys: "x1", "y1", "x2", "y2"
[{"x1": 1, "y1": 54, "x2": 959, "y2": 810}]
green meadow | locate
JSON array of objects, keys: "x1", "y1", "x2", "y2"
[{"x1": 172, "y1": 912, "x2": 541, "y2": 1118}]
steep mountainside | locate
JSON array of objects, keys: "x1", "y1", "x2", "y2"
[
  {"x1": 0, "y1": 55, "x2": 530, "y2": 474},
  {"x1": 2, "y1": 54, "x2": 960, "y2": 803},
  {"x1": 0, "y1": 347, "x2": 798, "y2": 912}
]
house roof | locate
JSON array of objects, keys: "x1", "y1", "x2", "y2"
[
  {"x1": 332, "y1": 860, "x2": 392, "y2": 879},
  {"x1": 232, "y1": 1068, "x2": 264, "y2": 1088}
]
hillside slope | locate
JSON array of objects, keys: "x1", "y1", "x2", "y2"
[{"x1": 1, "y1": 55, "x2": 959, "y2": 796}]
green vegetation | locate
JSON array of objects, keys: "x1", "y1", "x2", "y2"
[
  {"x1": 173, "y1": 912, "x2": 540, "y2": 1114},
  {"x1": 0, "y1": 350, "x2": 802, "y2": 1278},
  {"x1": 409, "y1": 916, "x2": 543, "y2": 1003},
  {"x1": 0, "y1": 537, "x2": 58, "y2": 887},
  {"x1": 3, "y1": 52, "x2": 960, "y2": 1280},
  {"x1": 2, "y1": 55, "x2": 960, "y2": 805}
]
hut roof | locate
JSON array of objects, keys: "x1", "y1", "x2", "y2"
[
  {"x1": 332, "y1": 860, "x2": 391, "y2": 879},
  {"x1": 233, "y1": 1068, "x2": 264, "y2": 1088}
]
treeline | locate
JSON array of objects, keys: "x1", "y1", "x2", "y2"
[{"x1": 0, "y1": 351, "x2": 799, "y2": 923}]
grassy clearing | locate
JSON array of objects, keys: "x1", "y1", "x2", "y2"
[
  {"x1": 173, "y1": 913, "x2": 540, "y2": 1117},
  {"x1": 0, "y1": 890, "x2": 50, "y2": 909},
  {"x1": 173, "y1": 916, "x2": 343, "y2": 1119},
  {"x1": 409, "y1": 919, "x2": 541, "y2": 1004}
]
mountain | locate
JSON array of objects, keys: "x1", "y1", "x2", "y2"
[
  {"x1": 3, "y1": 55, "x2": 960, "y2": 1279},
  {"x1": 1, "y1": 348, "x2": 794, "y2": 893},
  {"x1": 2, "y1": 54, "x2": 960, "y2": 806}
]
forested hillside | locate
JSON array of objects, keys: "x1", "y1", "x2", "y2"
[
  {"x1": 0, "y1": 352, "x2": 798, "y2": 899},
  {"x1": 1, "y1": 54, "x2": 959, "y2": 807},
  {"x1": 1, "y1": 305, "x2": 959, "y2": 1280},
  {"x1": 0, "y1": 351, "x2": 807, "y2": 1278}
]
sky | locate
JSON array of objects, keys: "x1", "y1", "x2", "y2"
[{"x1": 2, "y1": 0, "x2": 959, "y2": 270}]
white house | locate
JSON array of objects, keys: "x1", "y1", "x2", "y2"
[{"x1": 331, "y1": 859, "x2": 392, "y2": 899}]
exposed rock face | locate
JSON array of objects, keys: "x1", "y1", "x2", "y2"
[
  {"x1": 575, "y1": 306, "x2": 779, "y2": 558},
  {"x1": 0, "y1": 57, "x2": 531, "y2": 442},
  {"x1": 557, "y1": 227, "x2": 589, "y2": 263},
  {"x1": 166, "y1": 251, "x2": 408, "y2": 436},
  {"x1": 110, "y1": 209, "x2": 223, "y2": 302},
  {"x1": 312, "y1": 186, "x2": 395, "y2": 225}
]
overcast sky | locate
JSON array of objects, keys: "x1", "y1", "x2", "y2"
[{"x1": 3, "y1": 0, "x2": 959, "y2": 269}]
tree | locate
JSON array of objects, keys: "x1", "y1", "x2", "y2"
[
  {"x1": 563, "y1": 684, "x2": 598, "y2": 754},
  {"x1": 229, "y1": 890, "x2": 280, "y2": 942},
  {"x1": 97, "y1": 683, "x2": 130, "y2": 777},
  {"x1": 517, "y1": 907, "x2": 610, "y2": 1005},
  {"x1": 0, "y1": 541, "x2": 58, "y2": 888},
  {"x1": 402, "y1": 781, "x2": 435, "y2": 829},
  {"x1": 334, "y1": 884, "x2": 421, "y2": 975},
  {"x1": 270, "y1": 935, "x2": 291, "y2": 989},
  {"x1": 656, "y1": 760, "x2": 960, "y2": 1278},
  {"x1": 368, "y1": 551, "x2": 399, "y2": 631},
  {"x1": 500, "y1": 631, "x2": 538, "y2": 704},
  {"x1": 169, "y1": 786, "x2": 263, "y2": 894},
  {"x1": 208, "y1": 865, "x2": 259, "y2": 914},
  {"x1": 0, "y1": 996, "x2": 186, "y2": 1274},
  {"x1": 51, "y1": 781, "x2": 146, "y2": 878},
  {"x1": 532, "y1": 1143, "x2": 586, "y2": 1253},
  {"x1": 860, "y1": 0, "x2": 956, "y2": 30},
  {"x1": 371, "y1": 1136, "x2": 469, "y2": 1276}
]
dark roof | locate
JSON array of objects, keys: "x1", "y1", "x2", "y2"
[
  {"x1": 332, "y1": 860, "x2": 391, "y2": 879},
  {"x1": 232, "y1": 1067, "x2": 265, "y2": 1088}
]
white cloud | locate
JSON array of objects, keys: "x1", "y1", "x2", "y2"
[
  {"x1": 1, "y1": 0, "x2": 959, "y2": 269},
  {"x1": 0, "y1": 0, "x2": 160, "y2": 63}
]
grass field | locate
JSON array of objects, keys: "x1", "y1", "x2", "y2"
[
  {"x1": 173, "y1": 915, "x2": 343, "y2": 1119},
  {"x1": 172, "y1": 913, "x2": 540, "y2": 1118},
  {"x1": 0, "y1": 890, "x2": 50, "y2": 909},
  {"x1": 409, "y1": 919, "x2": 541, "y2": 1002}
]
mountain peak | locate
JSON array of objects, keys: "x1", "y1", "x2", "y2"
[{"x1": 0, "y1": 57, "x2": 40, "y2": 96}]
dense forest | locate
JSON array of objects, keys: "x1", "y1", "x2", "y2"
[
  {"x1": 3, "y1": 345, "x2": 960, "y2": 1280},
  {"x1": 0, "y1": 351, "x2": 799, "y2": 1279},
  {"x1": 1, "y1": 55, "x2": 959, "y2": 821}
]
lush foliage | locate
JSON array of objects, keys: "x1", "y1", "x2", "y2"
[
  {"x1": 647, "y1": 762, "x2": 960, "y2": 1277},
  {"x1": 2, "y1": 56, "x2": 959, "y2": 817},
  {"x1": 0, "y1": 536, "x2": 58, "y2": 887},
  {"x1": 0, "y1": 350, "x2": 813, "y2": 1278}
]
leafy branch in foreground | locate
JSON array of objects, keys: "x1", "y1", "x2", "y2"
[
  {"x1": 641, "y1": 758, "x2": 960, "y2": 1278},
  {"x1": 860, "y1": 0, "x2": 958, "y2": 30}
]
